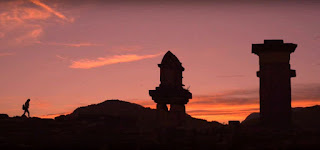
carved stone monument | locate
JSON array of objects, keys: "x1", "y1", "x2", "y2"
[
  {"x1": 252, "y1": 40, "x2": 297, "y2": 127},
  {"x1": 149, "y1": 51, "x2": 192, "y2": 114}
]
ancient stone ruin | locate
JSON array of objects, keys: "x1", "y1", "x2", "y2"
[
  {"x1": 149, "y1": 51, "x2": 192, "y2": 115},
  {"x1": 252, "y1": 40, "x2": 297, "y2": 127}
]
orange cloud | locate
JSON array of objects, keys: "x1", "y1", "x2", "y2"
[
  {"x1": 0, "y1": 0, "x2": 74, "y2": 46},
  {"x1": 15, "y1": 28, "x2": 43, "y2": 43},
  {"x1": 136, "y1": 84, "x2": 320, "y2": 123},
  {"x1": 292, "y1": 100, "x2": 320, "y2": 108},
  {"x1": 110, "y1": 45, "x2": 144, "y2": 52},
  {"x1": 44, "y1": 42, "x2": 102, "y2": 47},
  {"x1": 0, "y1": 32, "x2": 5, "y2": 38},
  {"x1": 18, "y1": 7, "x2": 51, "y2": 21},
  {"x1": 0, "y1": 52, "x2": 15, "y2": 57},
  {"x1": 62, "y1": 42, "x2": 101, "y2": 47},
  {"x1": 185, "y1": 98, "x2": 319, "y2": 123},
  {"x1": 0, "y1": 1, "x2": 52, "y2": 27},
  {"x1": 56, "y1": 54, "x2": 67, "y2": 60},
  {"x1": 30, "y1": 0, "x2": 74, "y2": 22},
  {"x1": 39, "y1": 112, "x2": 71, "y2": 119},
  {"x1": 186, "y1": 99, "x2": 259, "y2": 123},
  {"x1": 70, "y1": 53, "x2": 162, "y2": 69}
]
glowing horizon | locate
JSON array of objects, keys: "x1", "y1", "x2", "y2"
[{"x1": 38, "y1": 99, "x2": 320, "y2": 124}]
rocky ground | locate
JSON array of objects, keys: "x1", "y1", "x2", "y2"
[{"x1": 0, "y1": 100, "x2": 319, "y2": 150}]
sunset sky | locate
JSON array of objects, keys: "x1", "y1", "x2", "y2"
[{"x1": 0, "y1": 0, "x2": 319, "y2": 123}]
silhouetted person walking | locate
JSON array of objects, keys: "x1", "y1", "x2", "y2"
[{"x1": 22, "y1": 99, "x2": 30, "y2": 117}]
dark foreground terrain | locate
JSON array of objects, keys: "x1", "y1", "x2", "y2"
[{"x1": 0, "y1": 100, "x2": 319, "y2": 150}]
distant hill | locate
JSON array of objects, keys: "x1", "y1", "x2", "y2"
[
  {"x1": 242, "y1": 105, "x2": 320, "y2": 129},
  {"x1": 65, "y1": 100, "x2": 152, "y2": 120},
  {"x1": 1, "y1": 100, "x2": 319, "y2": 150},
  {"x1": 57, "y1": 99, "x2": 222, "y2": 129}
]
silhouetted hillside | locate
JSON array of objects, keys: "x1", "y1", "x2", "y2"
[
  {"x1": 242, "y1": 105, "x2": 320, "y2": 129},
  {"x1": 57, "y1": 99, "x2": 222, "y2": 129},
  {"x1": 0, "y1": 100, "x2": 227, "y2": 150},
  {"x1": 70, "y1": 100, "x2": 147, "y2": 117},
  {"x1": 293, "y1": 105, "x2": 320, "y2": 129},
  {"x1": 1, "y1": 101, "x2": 319, "y2": 150}
]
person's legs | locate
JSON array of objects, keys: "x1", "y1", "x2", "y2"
[{"x1": 26, "y1": 110, "x2": 30, "y2": 117}]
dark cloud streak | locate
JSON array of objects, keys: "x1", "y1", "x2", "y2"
[
  {"x1": 192, "y1": 83, "x2": 320, "y2": 106},
  {"x1": 14, "y1": 0, "x2": 320, "y2": 7},
  {"x1": 216, "y1": 75, "x2": 245, "y2": 78},
  {"x1": 187, "y1": 108, "x2": 259, "y2": 116}
]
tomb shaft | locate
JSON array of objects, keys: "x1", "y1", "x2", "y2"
[
  {"x1": 252, "y1": 40, "x2": 297, "y2": 127},
  {"x1": 149, "y1": 51, "x2": 192, "y2": 114}
]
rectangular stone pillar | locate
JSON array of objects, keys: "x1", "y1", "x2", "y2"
[{"x1": 252, "y1": 40, "x2": 297, "y2": 127}]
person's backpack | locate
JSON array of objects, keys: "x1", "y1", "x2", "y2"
[{"x1": 22, "y1": 104, "x2": 25, "y2": 110}]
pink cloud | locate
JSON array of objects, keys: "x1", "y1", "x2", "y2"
[
  {"x1": 44, "y1": 42, "x2": 102, "y2": 47},
  {"x1": 0, "y1": 1, "x2": 51, "y2": 27},
  {"x1": 56, "y1": 54, "x2": 67, "y2": 60},
  {"x1": 0, "y1": 32, "x2": 5, "y2": 38},
  {"x1": 0, "y1": 0, "x2": 74, "y2": 46},
  {"x1": 0, "y1": 52, "x2": 15, "y2": 57},
  {"x1": 70, "y1": 53, "x2": 162, "y2": 69},
  {"x1": 110, "y1": 45, "x2": 144, "y2": 52},
  {"x1": 15, "y1": 28, "x2": 43, "y2": 43},
  {"x1": 19, "y1": 7, "x2": 51, "y2": 20},
  {"x1": 62, "y1": 42, "x2": 101, "y2": 47},
  {"x1": 30, "y1": 0, "x2": 74, "y2": 22}
]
